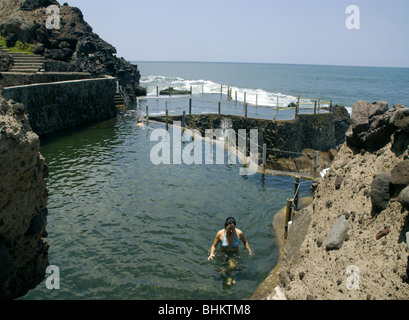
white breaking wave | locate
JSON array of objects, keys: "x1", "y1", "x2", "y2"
[{"x1": 140, "y1": 75, "x2": 322, "y2": 109}]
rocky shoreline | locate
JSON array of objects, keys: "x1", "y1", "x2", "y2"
[
  {"x1": 0, "y1": 90, "x2": 49, "y2": 300},
  {"x1": 254, "y1": 101, "x2": 409, "y2": 300},
  {"x1": 0, "y1": 0, "x2": 146, "y2": 103}
]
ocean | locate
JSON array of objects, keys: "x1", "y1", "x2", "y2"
[
  {"x1": 21, "y1": 61, "x2": 408, "y2": 301},
  {"x1": 135, "y1": 61, "x2": 409, "y2": 116}
]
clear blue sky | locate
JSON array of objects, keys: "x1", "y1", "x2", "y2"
[{"x1": 65, "y1": 0, "x2": 409, "y2": 67}]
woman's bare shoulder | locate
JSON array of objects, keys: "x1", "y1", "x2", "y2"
[
  {"x1": 236, "y1": 228, "x2": 245, "y2": 237},
  {"x1": 216, "y1": 229, "x2": 225, "y2": 236}
]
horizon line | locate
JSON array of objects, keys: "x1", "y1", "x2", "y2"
[{"x1": 126, "y1": 59, "x2": 409, "y2": 69}]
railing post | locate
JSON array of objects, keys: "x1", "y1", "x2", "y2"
[
  {"x1": 182, "y1": 111, "x2": 186, "y2": 128},
  {"x1": 166, "y1": 108, "x2": 169, "y2": 130},
  {"x1": 156, "y1": 86, "x2": 159, "y2": 97},
  {"x1": 245, "y1": 103, "x2": 247, "y2": 118},
  {"x1": 262, "y1": 143, "x2": 267, "y2": 174},
  {"x1": 256, "y1": 94, "x2": 258, "y2": 108},
  {"x1": 146, "y1": 106, "x2": 149, "y2": 124},
  {"x1": 218, "y1": 101, "x2": 221, "y2": 116},
  {"x1": 294, "y1": 177, "x2": 300, "y2": 212},
  {"x1": 189, "y1": 98, "x2": 192, "y2": 115},
  {"x1": 284, "y1": 198, "x2": 293, "y2": 240},
  {"x1": 314, "y1": 150, "x2": 319, "y2": 177},
  {"x1": 314, "y1": 100, "x2": 317, "y2": 114},
  {"x1": 296, "y1": 96, "x2": 300, "y2": 119},
  {"x1": 235, "y1": 91, "x2": 237, "y2": 103}
]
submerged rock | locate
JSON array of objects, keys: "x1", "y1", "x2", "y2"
[{"x1": 160, "y1": 87, "x2": 192, "y2": 95}]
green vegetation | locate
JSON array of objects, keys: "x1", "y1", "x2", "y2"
[{"x1": 0, "y1": 35, "x2": 35, "y2": 55}]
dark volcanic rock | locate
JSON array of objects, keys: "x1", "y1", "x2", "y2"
[
  {"x1": 0, "y1": 0, "x2": 146, "y2": 102},
  {"x1": 391, "y1": 107, "x2": 409, "y2": 133},
  {"x1": 20, "y1": 0, "x2": 59, "y2": 11},
  {"x1": 398, "y1": 186, "x2": 409, "y2": 210},
  {"x1": 5, "y1": 32, "x2": 17, "y2": 47},
  {"x1": 347, "y1": 101, "x2": 399, "y2": 152},
  {"x1": 323, "y1": 105, "x2": 351, "y2": 146},
  {"x1": 389, "y1": 160, "x2": 409, "y2": 196},
  {"x1": 370, "y1": 174, "x2": 391, "y2": 216}
]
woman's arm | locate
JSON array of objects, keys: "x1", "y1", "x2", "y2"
[
  {"x1": 239, "y1": 232, "x2": 254, "y2": 256},
  {"x1": 208, "y1": 232, "x2": 221, "y2": 260}
]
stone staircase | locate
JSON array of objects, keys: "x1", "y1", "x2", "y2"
[
  {"x1": 114, "y1": 92, "x2": 125, "y2": 109},
  {"x1": 0, "y1": 45, "x2": 45, "y2": 73}
]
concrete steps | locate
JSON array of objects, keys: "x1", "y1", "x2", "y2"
[
  {"x1": 114, "y1": 93, "x2": 125, "y2": 109},
  {"x1": 0, "y1": 45, "x2": 45, "y2": 73}
]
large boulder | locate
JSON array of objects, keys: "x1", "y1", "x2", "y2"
[
  {"x1": 346, "y1": 101, "x2": 397, "y2": 151},
  {"x1": 370, "y1": 174, "x2": 391, "y2": 216},
  {"x1": 390, "y1": 160, "x2": 409, "y2": 196},
  {"x1": 390, "y1": 107, "x2": 409, "y2": 133}
]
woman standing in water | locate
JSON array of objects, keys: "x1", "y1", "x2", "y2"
[{"x1": 207, "y1": 217, "x2": 253, "y2": 262}]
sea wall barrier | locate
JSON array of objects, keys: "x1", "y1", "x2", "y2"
[
  {"x1": 149, "y1": 112, "x2": 343, "y2": 178},
  {"x1": 2, "y1": 76, "x2": 117, "y2": 137},
  {"x1": 0, "y1": 72, "x2": 92, "y2": 88}
]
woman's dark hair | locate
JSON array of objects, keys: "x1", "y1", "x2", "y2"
[{"x1": 224, "y1": 217, "x2": 236, "y2": 228}]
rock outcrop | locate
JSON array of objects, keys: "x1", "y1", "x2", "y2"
[
  {"x1": 0, "y1": 0, "x2": 146, "y2": 103},
  {"x1": 0, "y1": 88, "x2": 49, "y2": 299},
  {"x1": 346, "y1": 101, "x2": 402, "y2": 152},
  {"x1": 276, "y1": 101, "x2": 409, "y2": 300}
]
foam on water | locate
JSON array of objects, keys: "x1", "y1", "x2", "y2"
[{"x1": 140, "y1": 75, "x2": 322, "y2": 109}]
